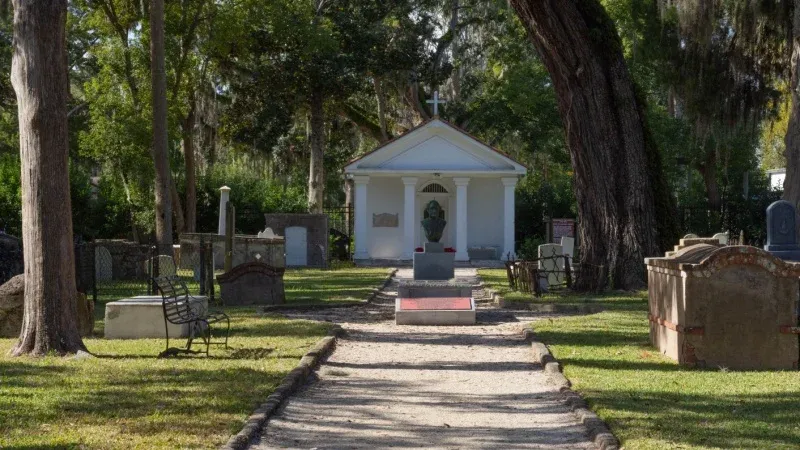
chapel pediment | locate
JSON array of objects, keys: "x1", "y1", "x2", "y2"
[{"x1": 344, "y1": 119, "x2": 526, "y2": 174}]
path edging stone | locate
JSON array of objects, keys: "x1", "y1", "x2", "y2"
[
  {"x1": 522, "y1": 324, "x2": 621, "y2": 450},
  {"x1": 220, "y1": 324, "x2": 346, "y2": 450}
]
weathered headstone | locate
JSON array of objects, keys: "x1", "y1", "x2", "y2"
[
  {"x1": 560, "y1": 236, "x2": 575, "y2": 259},
  {"x1": 764, "y1": 200, "x2": 800, "y2": 261},
  {"x1": 285, "y1": 226, "x2": 308, "y2": 266},
  {"x1": 216, "y1": 261, "x2": 285, "y2": 306},
  {"x1": 683, "y1": 233, "x2": 699, "y2": 239},
  {"x1": 538, "y1": 243, "x2": 565, "y2": 286},
  {"x1": 712, "y1": 232, "x2": 729, "y2": 245},
  {"x1": 257, "y1": 227, "x2": 278, "y2": 239},
  {"x1": 144, "y1": 255, "x2": 177, "y2": 278},
  {"x1": 0, "y1": 274, "x2": 24, "y2": 337},
  {"x1": 94, "y1": 246, "x2": 113, "y2": 281},
  {"x1": 0, "y1": 275, "x2": 94, "y2": 337}
]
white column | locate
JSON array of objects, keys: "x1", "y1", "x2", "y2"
[
  {"x1": 402, "y1": 177, "x2": 418, "y2": 259},
  {"x1": 218, "y1": 185, "x2": 231, "y2": 236},
  {"x1": 501, "y1": 177, "x2": 518, "y2": 260},
  {"x1": 453, "y1": 177, "x2": 470, "y2": 261},
  {"x1": 353, "y1": 176, "x2": 370, "y2": 260}
]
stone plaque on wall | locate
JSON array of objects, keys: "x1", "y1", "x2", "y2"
[{"x1": 373, "y1": 213, "x2": 399, "y2": 228}]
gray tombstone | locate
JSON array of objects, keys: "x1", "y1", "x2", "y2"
[
  {"x1": 95, "y1": 246, "x2": 113, "y2": 282},
  {"x1": 764, "y1": 200, "x2": 800, "y2": 261},
  {"x1": 144, "y1": 255, "x2": 177, "y2": 278}
]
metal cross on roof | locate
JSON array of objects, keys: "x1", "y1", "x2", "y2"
[{"x1": 426, "y1": 91, "x2": 447, "y2": 117}]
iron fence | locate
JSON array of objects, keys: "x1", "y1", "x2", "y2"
[
  {"x1": 504, "y1": 246, "x2": 574, "y2": 298},
  {"x1": 324, "y1": 204, "x2": 353, "y2": 262}
]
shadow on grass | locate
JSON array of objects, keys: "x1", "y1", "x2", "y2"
[
  {"x1": 592, "y1": 389, "x2": 800, "y2": 449},
  {"x1": 0, "y1": 363, "x2": 289, "y2": 446}
]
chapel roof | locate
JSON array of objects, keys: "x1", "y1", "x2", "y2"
[{"x1": 344, "y1": 118, "x2": 527, "y2": 174}]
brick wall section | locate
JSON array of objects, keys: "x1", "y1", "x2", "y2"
[{"x1": 264, "y1": 214, "x2": 328, "y2": 268}]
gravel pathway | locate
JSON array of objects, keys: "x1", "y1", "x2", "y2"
[{"x1": 249, "y1": 269, "x2": 593, "y2": 449}]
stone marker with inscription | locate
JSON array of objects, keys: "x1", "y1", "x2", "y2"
[
  {"x1": 764, "y1": 200, "x2": 800, "y2": 261},
  {"x1": 216, "y1": 261, "x2": 286, "y2": 306},
  {"x1": 372, "y1": 213, "x2": 399, "y2": 228},
  {"x1": 395, "y1": 280, "x2": 475, "y2": 325}
]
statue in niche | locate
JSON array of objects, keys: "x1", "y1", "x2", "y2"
[{"x1": 421, "y1": 200, "x2": 446, "y2": 243}]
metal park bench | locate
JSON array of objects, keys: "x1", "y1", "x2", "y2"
[{"x1": 152, "y1": 275, "x2": 230, "y2": 357}]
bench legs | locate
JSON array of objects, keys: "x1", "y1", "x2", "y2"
[{"x1": 159, "y1": 315, "x2": 230, "y2": 358}]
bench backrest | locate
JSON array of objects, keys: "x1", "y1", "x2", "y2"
[{"x1": 153, "y1": 275, "x2": 194, "y2": 324}]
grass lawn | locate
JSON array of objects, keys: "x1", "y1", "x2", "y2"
[
  {"x1": 283, "y1": 266, "x2": 391, "y2": 305},
  {"x1": 0, "y1": 267, "x2": 390, "y2": 449},
  {"x1": 479, "y1": 270, "x2": 800, "y2": 449}
]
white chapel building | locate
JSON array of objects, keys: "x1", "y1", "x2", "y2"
[{"x1": 344, "y1": 118, "x2": 527, "y2": 262}]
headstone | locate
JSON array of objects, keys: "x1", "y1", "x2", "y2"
[
  {"x1": 95, "y1": 246, "x2": 113, "y2": 281},
  {"x1": 552, "y1": 218, "x2": 575, "y2": 244},
  {"x1": 0, "y1": 275, "x2": 24, "y2": 337},
  {"x1": 712, "y1": 232, "x2": 729, "y2": 245},
  {"x1": 285, "y1": 226, "x2": 308, "y2": 266},
  {"x1": 144, "y1": 255, "x2": 177, "y2": 278},
  {"x1": 1, "y1": 275, "x2": 93, "y2": 337},
  {"x1": 257, "y1": 227, "x2": 278, "y2": 239},
  {"x1": 764, "y1": 200, "x2": 800, "y2": 261},
  {"x1": 560, "y1": 236, "x2": 575, "y2": 258},
  {"x1": 683, "y1": 233, "x2": 699, "y2": 239},
  {"x1": 538, "y1": 243, "x2": 565, "y2": 286},
  {"x1": 216, "y1": 261, "x2": 286, "y2": 306}
]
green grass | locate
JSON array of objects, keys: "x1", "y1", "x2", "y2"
[
  {"x1": 530, "y1": 292, "x2": 800, "y2": 449},
  {"x1": 0, "y1": 267, "x2": 390, "y2": 449},
  {"x1": 283, "y1": 267, "x2": 390, "y2": 305},
  {"x1": 479, "y1": 269, "x2": 633, "y2": 304},
  {"x1": 479, "y1": 270, "x2": 800, "y2": 448},
  {"x1": 0, "y1": 311, "x2": 331, "y2": 449}
]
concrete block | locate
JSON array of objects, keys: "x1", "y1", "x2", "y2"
[
  {"x1": 397, "y1": 280, "x2": 472, "y2": 298},
  {"x1": 413, "y1": 251, "x2": 455, "y2": 280},
  {"x1": 395, "y1": 297, "x2": 476, "y2": 325},
  {"x1": 104, "y1": 295, "x2": 208, "y2": 339},
  {"x1": 424, "y1": 242, "x2": 444, "y2": 253}
]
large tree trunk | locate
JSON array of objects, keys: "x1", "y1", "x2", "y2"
[
  {"x1": 170, "y1": 174, "x2": 185, "y2": 233},
  {"x1": 511, "y1": 0, "x2": 676, "y2": 290},
  {"x1": 10, "y1": 0, "x2": 86, "y2": 356},
  {"x1": 150, "y1": 0, "x2": 174, "y2": 255},
  {"x1": 784, "y1": 1, "x2": 800, "y2": 222},
  {"x1": 307, "y1": 89, "x2": 325, "y2": 213},
  {"x1": 373, "y1": 77, "x2": 390, "y2": 142},
  {"x1": 182, "y1": 102, "x2": 197, "y2": 233}
]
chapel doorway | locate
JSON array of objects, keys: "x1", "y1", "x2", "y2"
[{"x1": 417, "y1": 181, "x2": 453, "y2": 248}]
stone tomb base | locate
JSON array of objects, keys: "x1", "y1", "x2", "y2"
[
  {"x1": 104, "y1": 295, "x2": 208, "y2": 339},
  {"x1": 395, "y1": 297, "x2": 476, "y2": 325}
]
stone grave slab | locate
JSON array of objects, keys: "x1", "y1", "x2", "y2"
[
  {"x1": 397, "y1": 279, "x2": 473, "y2": 298},
  {"x1": 104, "y1": 295, "x2": 207, "y2": 339},
  {"x1": 395, "y1": 297, "x2": 476, "y2": 325}
]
